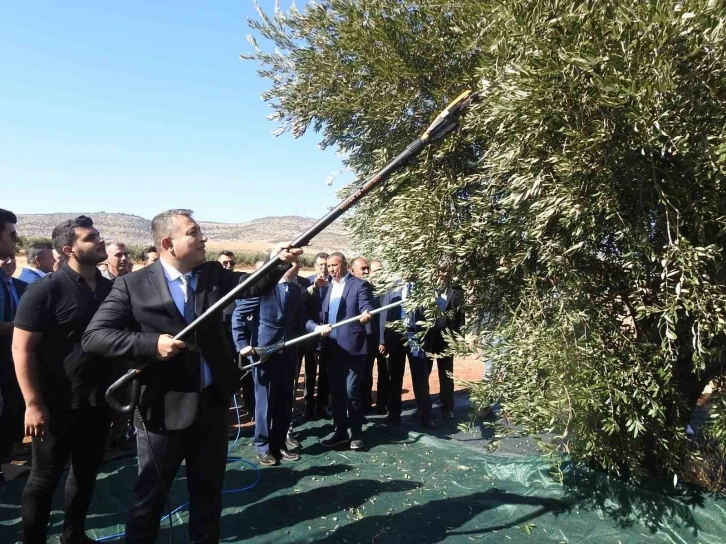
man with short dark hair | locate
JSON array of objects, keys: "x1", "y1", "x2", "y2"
[
  {"x1": 101, "y1": 242, "x2": 129, "y2": 280},
  {"x1": 142, "y1": 246, "x2": 159, "y2": 266},
  {"x1": 0, "y1": 208, "x2": 18, "y2": 440},
  {"x1": 425, "y1": 264, "x2": 465, "y2": 419},
  {"x1": 12, "y1": 215, "x2": 114, "y2": 544},
  {"x1": 19, "y1": 243, "x2": 55, "y2": 284},
  {"x1": 52, "y1": 249, "x2": 65, "y2": 272},
  {"x1": 300, "y1": 251, "x2": 330, "y2": 418},
  {"x1": 217, "y1": 250, "x2": 235, "y2": 270},
  {"x1": 82, "y1": 209, "x2": 303, "y2": 543},
  {"x1": 0, "y1": 251, "x2": 28, "y2": 469},
  {"x1": 0, "y1": 209, "x2": 18, "y2": 261}
]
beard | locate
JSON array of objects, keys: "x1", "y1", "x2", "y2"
[{"x1": 76, "y1": 248, "x2": 107, "y2": 266}]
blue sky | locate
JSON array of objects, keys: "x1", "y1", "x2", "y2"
[{"x1": 1, "y1": 1, "x2": 351, "y2": 223}]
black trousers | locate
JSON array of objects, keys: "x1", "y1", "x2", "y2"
[
  {"x1": 375, "y1": 353, "x2": 389, "y2": 413},
  {"x1": 362, "y1": 337, "x2": 376, "y2": 412},
  {"x1": 126, "y1": 389, "x2": 228, "y2": 544},
  {"x1": 385, "y1": 340, "x2": 433, "y2": 421},
  {"x1": 21, "y1": 406, "x2": 111, "y2": 544},
  {"x1": 385, "y1": 343, "x2": 407, "y2": 418},
  {"x1": 303, "y1": 344, "x2": 329, "y2": 410},
  {"x1": 436, "y1": 355, "x2": 455, "y2": 412},
  {"x1": 325, "y1": 341, "x2": 365, "y2": 435},
  {"x1": 252, "y1": 351, "x2": 295, "y2": 454},
  {"x1": 0, "y1": 372, "x2": 24, "y2": 461}
]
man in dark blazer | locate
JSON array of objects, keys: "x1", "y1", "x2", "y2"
[
  {"x1": 0, "y1": 251, "x2": 28, "y2": 465},
  {"x1": 301, "y1": 251, "x2": 331, "y2": 418},
  {"x1": 233, "y1": 262, "x2": 307, "y2": 466},
  {"x1": 82, "y1": 209, "x2": 302, "y2": 544},
  {"x1": 425, "y1": 273, "x2": 465, "y2": 419},
  {"x1": 378, "y1": 280, "x2": 435, "y2": 428},
  {"x1": 307, "y1": 252, "x2": 373, "y2": 450}
]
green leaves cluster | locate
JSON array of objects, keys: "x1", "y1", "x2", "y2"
[{"x1": 245, "y1": 0, "x2": 726, "y2": 478}]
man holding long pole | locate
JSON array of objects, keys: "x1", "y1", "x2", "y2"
[
  {"x1": 308, "y1": 253, "x2": 373, "y2": 450},
  {"x1": 82, "y1": 209, "x2": 303, "y2": 544}
]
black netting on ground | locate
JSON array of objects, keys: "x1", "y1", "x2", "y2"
[{"x1": 2, "y1": 417, "x2": 725, "y2": 543}]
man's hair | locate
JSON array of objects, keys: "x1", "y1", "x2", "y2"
[
  {"x1": 27, "y1": 243, "x2": 53, "y2": 265},
  {"x1": 142, "y1": 245, "x2": 157, "y2": 260},
  {"x1": 351, "y1": 256, "x2": 368, "y2": 267},
  {"x1": 328, "y1": 252, "x2": 347, "y2": 264},
  {"x1": 106, "y1": 241, "x2": 127, "y2": 250},
  {"x1": 151, "y1": 209, "x2": 194, "y2": 248},
  {"x1": 218, "y1": 250, "x2": 234, "y2": 259},
  {"x1": 0, "y1": 208, "x2": 17, "y2": 233},
  {"x1": 51, "y1": 216, "x2": 95, "y2": 255},
  {"x1": 314, "y1": 251, "x2": 329, "y2": 262}
]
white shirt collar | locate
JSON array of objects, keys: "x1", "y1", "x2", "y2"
[{"x1": 159, "y1": 257, "x2": 188, "y2": 283}]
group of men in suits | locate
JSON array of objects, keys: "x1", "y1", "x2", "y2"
[{"x1": 0, "y1": 205, "x2": 465, "y2": 544}]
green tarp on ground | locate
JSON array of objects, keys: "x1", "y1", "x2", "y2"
[{"x1": 1, "y1": 418, "x2": 725, "y2": 543}]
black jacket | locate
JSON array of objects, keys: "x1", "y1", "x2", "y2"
[{"x1": 82, "y1": 258, "x2": 288, "y2": 431}]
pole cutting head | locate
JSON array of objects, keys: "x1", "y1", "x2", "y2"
[{"x1": 422, "y1": 89, "x2": 480, "y2": 143}]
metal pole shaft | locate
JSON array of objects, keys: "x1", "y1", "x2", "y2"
[
  {"x1": 275, "y1": 300, "x2": 404, "y2": 352},
  {"x1": 240, "y1": 300, "x2": 404, "y2": 372}
]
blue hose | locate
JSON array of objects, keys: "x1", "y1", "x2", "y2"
[{"x1": 95, "y1": 394, "x2": 259, "y2": 542}]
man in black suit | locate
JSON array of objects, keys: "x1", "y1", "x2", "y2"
[
  {"x1": 301, "y1": 251, "x2": 331, "y2": 418},
  {"x1": 425, "y1": 265, "x2": 465, "y2": 419},
  {"x1": 378, "y1": 280, "x2": 435, "y2": 428},
  {"x1": 82, "y1": 209, "x2": 303, "y2": 544},
  {"x1": 0, "y1": 251, "x2": 28, "y2": 466}
]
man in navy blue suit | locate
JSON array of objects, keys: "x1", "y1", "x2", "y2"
[
  {"x1": 233, "y1": 262, "x2": 307, "y2": 466},
  {"x1": 18, "y1": 243, "x2": 55, "y2": 284},
  {"x1": 308, "y1": 252, "x2": 373, "y2": 450}
]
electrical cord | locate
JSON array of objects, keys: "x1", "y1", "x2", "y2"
[{"x1": 95, "y1": 394, "x2": 259, "y2": 542}]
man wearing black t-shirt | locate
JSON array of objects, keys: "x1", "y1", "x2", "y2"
[{"x1": 12, "y1": 216, "x2": 112, "y2": 544}]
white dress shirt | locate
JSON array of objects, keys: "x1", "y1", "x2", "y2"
[
  {"x1": 159, "y1": 258, "x2": 213, "y2": 389},
  {"x1": 328, "y1": 272, "x2": 349, "y2": 340}
]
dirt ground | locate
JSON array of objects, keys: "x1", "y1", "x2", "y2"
[{"x1": 230, "y1": 353, "x2": 483, "y2": 431}]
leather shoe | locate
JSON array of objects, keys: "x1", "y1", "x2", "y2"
[
  {"x1": 442, "y1": 410, "x2": 454, "y2": 419},
  {"x1": 321, "y1": 432, "x2": 350, "y2": 447},
  {"x1": 275, "y1": 449, "x2": 300, "y2": 461},
  {"x1": 385, "y1": 414, "x2": 401, "y2": 424},
  {"x1": 350, "y1": 435, "x2": 364, "y2": 450},
  {"x1": 421, "y1": 419, "x2": 436, "y2": 429},
  {"x1": 286, "y1": 432, "x2": 301, "y2": 450},
  {"x1": 257, "y1": 452, "x2": 278, "y2": 466}
]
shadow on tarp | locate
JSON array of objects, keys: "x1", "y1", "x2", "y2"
[
  {"x1": 2, "y1": 419, "x2": 726, "y2": 543},
  {"x1": 561, "y1": 461, "x2": 721, "y2": 535}
]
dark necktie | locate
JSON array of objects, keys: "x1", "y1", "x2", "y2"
[
  {"x1": 180, "y1": 274, "x2": 195, "y2": 324},
  {"x1": 179, "y1": 274, "x2": 212, "y2": 389}
]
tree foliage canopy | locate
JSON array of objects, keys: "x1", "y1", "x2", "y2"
[{"x1": 245, "y1": 0, "x2": 726, "y2": 478}]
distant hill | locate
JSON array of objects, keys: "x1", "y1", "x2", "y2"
[{"x1": 16, "y1": 212, "x2": 350, "y2": 251}]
